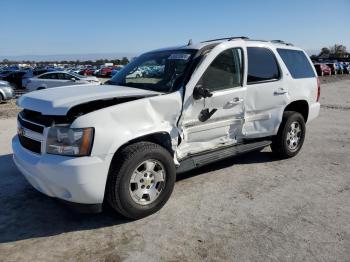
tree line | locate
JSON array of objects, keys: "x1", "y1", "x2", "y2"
[{"x1": 310, "y1": 44, "x2": 348, "y2": 60}]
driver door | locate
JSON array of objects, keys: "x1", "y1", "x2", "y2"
[{"x1": 177, "y1": 47, "x2": 246, "y2": 158}]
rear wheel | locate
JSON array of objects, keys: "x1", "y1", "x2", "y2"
[
  {"x1": 271, "y1": 111, "x2": 306, "y2": 159},
  {"x1": 106, "y1": 142, "x2": 176, "y2": 219}
]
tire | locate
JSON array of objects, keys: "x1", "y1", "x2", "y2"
[
  {"x1": 106, "y1": 142, "x2": 176, "y2": 219},
  {"x1": 0, "y1": 93, "x2": 3, "y2": 103},
  {"x1": 271, "y1": 111, "x2": 306, "y2": 159}
]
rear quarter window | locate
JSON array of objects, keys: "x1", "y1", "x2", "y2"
[{"x1": 277, "y1": 49, "x2": 315, "y2": 79}]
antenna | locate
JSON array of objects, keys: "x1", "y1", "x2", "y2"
[{"x1": 187, "y1": 39, "x2": 193, "y2": 46}]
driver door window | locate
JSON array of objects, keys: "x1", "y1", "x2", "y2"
[{"x1": 199, "y1": 48, "x2": 243, "y2": 92}]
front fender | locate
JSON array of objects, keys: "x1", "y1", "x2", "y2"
[{"x1": 70, "y1": 91, "x2": 183, "y2": 156}]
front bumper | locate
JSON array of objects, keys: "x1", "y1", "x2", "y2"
[
  {"x1": 1, "y1": 88, "x2": 14, "y2": 100},
  {"x1": 12, "y1": 136, "x2": 113, "y2": 205}
]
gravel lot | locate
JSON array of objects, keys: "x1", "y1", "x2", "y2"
[{"x1": 0, "y1": 78, "x2": 349, "y2": 261}]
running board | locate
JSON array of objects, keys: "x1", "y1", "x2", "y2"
[{"x1": 176, "y1": 140, "x2": 271, "y2": 173}]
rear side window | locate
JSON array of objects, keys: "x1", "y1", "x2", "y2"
[
  {"x1": 39, "y1": 73, "x2": 57, "y2": 79},
  {"x1": 277, "y1": 49, "x2": 315, "y2": 79},
  {"x1": 247, "y1": 47, "x2": 280, "y2": 84}
]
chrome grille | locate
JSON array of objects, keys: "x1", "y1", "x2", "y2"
[{"x1": 17, "y1": 114, "x2": 45, "y2": 154}]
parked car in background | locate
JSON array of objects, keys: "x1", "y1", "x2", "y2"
[
  {"x1": 0, "y1": 70, "x2": 28, "y2": 89},
  {"x1": 0, "y1": 80, "x2": 15, "y2": 102},
  {"x1": 25, "y1": 71, "x2": 100, "y2": 92},
  {"x1": 79, "y1": 68, "x2": 96, "y2": 76},
  {"x1": 343, "y1": 62, "x2": 350, "y2": 74},
  {"x1": 99, "y1": 67, "x2": 113, "y2": 77},
  {"x1": 0, "y1": 70, "x2": 12, "y2": 79},
  {"x1": 326, "y1": 63, "x2": 337, "y2": 75},
  {"x1": 335, "y1": 62, "x2": 344, "y2": 74},
  {"x1": 110, "y1": 68, "x2": 122, "y2": 77},
  {"x1": 313, "y1": 63, "x2": 331, "y2": 76},
  {"x1": 126, "y1": 68, "x2": 143, "y2": 78}
]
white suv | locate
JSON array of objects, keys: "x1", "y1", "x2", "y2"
[{"x1": 13, "y1": 37, "x2": 320, "y2": 219}]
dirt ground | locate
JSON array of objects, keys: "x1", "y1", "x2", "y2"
[{"x1": 0, "y1": 79, "x2": 349, "y2": 262}]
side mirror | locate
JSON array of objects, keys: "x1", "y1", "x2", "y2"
[{"x1": 193, "y1": 84, "x2": 213, "y2": 100}]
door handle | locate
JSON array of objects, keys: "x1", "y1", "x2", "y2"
[
  {"x1": 274, "y1": 88, "x2": 287, "y2": 95},
  {"x1": 227, "y1": 97, "x2": 243, "y2": 106}
]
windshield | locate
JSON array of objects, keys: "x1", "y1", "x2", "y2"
[{"x1": 108, "y1": 49, "x2": 196, "y2": 92}]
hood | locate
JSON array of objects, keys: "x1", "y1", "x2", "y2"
[
  {"x1": 18, "y1": 84, "x2": 162, "y2": 115},
  {"x1": 0, "y1": 80, "x2": 10, "y2": 86}
]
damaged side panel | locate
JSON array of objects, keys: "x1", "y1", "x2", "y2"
[
  {"x1": 70, "y1": 92, "x2": 183, "y2": 159},
  {"x1": 243, "y1": 80, "x2": 290, "y2": 138}
]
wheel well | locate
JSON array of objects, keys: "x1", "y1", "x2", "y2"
[
  {"x1": 284, "y1": 100, "x2": 309, "y2": 121},
  {"x1": 113, "y1": 132, "x2": 174, "y2": 159}
]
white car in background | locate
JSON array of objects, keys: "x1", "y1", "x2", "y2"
[{"x1": 25, "y1": 71, "x2": 100, "y2": 92}]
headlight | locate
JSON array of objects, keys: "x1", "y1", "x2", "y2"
[{"x1": 46, "y1": 126, "x2": 94, "y2": 156}]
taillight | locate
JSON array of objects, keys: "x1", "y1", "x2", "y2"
[{"x1": 316, "y1": 78, "x2": 321, "y2": 102}]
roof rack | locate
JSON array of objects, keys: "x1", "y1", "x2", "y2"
[
  {"x1": 270, "y1": 40, "x2": 294, "y2": 46},
  {"x1": 201, "y1": 36, "x2": 249, "y2": 43}
]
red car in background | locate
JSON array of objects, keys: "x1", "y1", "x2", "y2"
[
  {"x1": 326, "y1": 63, "x2": 337, "y2": 75},
  {"x1": 313, "y1": 63, "x2": 331, "y2": 76},
  {"x1": 99, "y1": 67, "x2": 114, "y2": 77},
  {"x1": 79, "y1": 68, "x2": 95, "y2": 76}
]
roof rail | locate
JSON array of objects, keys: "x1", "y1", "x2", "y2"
[
  {"x1": 201, "y1": 36, "x2": 249, "y2": 43},
  {"x1": 270, "y1": 40, "x2": 294, "y2": 46}
]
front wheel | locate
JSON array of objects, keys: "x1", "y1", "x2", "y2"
[
  {"x1": 271, "y1": 111, "x2": 306, "y2": 159},
  {"x1": 106, "y1": 142, "x2": 176, "y2": 219}
]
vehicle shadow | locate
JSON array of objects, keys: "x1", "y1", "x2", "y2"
[
  {"x1": 0, "y1": 154, "x2": 129, "y2": 244},
  {"x1": 0, "y1": 149, "x2": 278, "y2": 243}
]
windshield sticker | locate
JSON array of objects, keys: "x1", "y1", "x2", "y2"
[{"x1": 168, "y1": 54, "x2": 191, "y2": 60}]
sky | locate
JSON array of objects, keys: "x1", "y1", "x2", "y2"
[{"x1": 0, "y1": 0, "x2": 349, "y2": 60}]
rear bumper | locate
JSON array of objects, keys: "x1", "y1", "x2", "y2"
[
  {"x1": 12, "y1": 136, "x2": 113, "y2": 205},
  {"x1": 308, "y1": 102, "x2": 320, "y2": 123}
]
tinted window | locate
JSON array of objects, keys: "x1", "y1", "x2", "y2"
[
  {"x1": 277, "y1": 49, "x2": 315, "y2": 79},
  {"x1": 57, "y1": 73, "x2": 67, "y2": 80},
  {"x1": 199, "y1": 48, "x2": 243, "y2": 92},
  {"x1": 247, "y1": 47, "x2": 280, "y2": 83},
  {"x1": 39, "y1": 73, "x2": 57, "y2": 79}
]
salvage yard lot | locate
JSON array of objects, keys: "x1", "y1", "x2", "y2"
[{"x1": 0, "y1": 78, "x2": 349, "y2": 261}]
